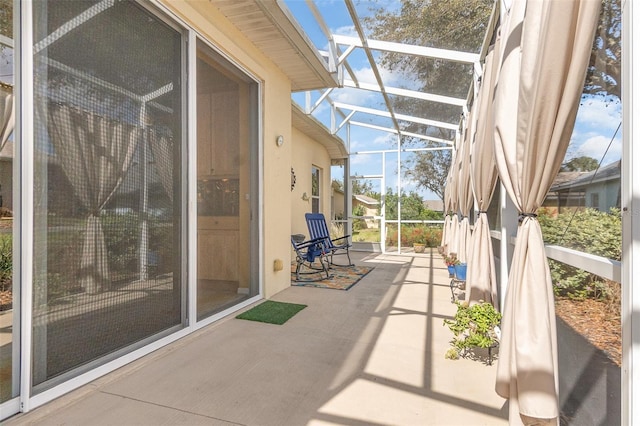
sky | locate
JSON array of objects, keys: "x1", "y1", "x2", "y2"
[{"x1": 283, "y1": 0, "x2": 623, "y2": 201}]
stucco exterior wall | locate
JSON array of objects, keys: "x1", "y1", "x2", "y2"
[
  {"x1": 291, "y1": 126, "x2": 332, "y2": 250},
  {"x1": 160, "y1": 1, "x2": 294, "y2": 298}
]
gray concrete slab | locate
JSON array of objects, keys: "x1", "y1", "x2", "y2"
[{"x1": 5, "y1": 250, "x2": 508, "y2": 425}]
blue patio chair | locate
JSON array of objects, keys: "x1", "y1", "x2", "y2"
[
  {"x1": 291, "y1": 234, "x2": 330, "y2": 281},
  {"x1": 305, "y1": 213, "x2": 353, "y2": 267}
]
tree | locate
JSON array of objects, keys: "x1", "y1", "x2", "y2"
[
  {"x1": 561, "y1": 156, "x2": 599, "y2": 172},
  {"x1": 365, "y1": 1, "x2": 491, "y2": 203},
  {"x1": 0, "y1": 0, "x2": 11, "y2": 39},
  {"x1": 585, "y1": 0, "x2": 621, "y2": 100},
  {"x1": 405, "y1": 148, "x2": 451, "y2": 203},
  {"x1": 365, "y1": 0, "x2": 493, "y2": 128},
  {"x1": 351, "y1": 174, "x2": 375, "y2": 196},
  {"x1": 384, "y1": 189, "x2": 442, "y2": 221}
]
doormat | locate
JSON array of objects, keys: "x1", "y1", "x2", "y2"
[
  {"x1": 236, "y1": 300, "x2": 307, "y2": 325},
  {"x1": 292, "y1": 264, "x2": 374, "y2": 290}
]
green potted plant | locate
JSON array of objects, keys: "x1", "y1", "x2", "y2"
[
  {"x1": 444, "y1": 253, "x2": 459, "y2": 276},
  {"x1": 443, "y1": 300, "x2": 501, "y2": 362},
  {"x1": 412, "y1": 227, "x2": 426, "y2": 253}
]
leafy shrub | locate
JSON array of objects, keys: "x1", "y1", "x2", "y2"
[
  {"x1": 0, "y1": 234, "x2": 11, "y2": 292},
  {"x1": 444, "y1": 301, "x2": 501, "y2": 359},
  {"x1": 539, "y1": 208, "x2": 621, "y2": 300},
  {"x1": 45, "y1": 224, "x2": 83, "y2": 298},
  {"x1": 102, "y1": 212, "x2": 140, "y2": 278},
  {"x1": 386, "y1": 224, "x2": 442, "y2": 247}
]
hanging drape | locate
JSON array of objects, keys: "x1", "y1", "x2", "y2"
[
  {"x1": 447, "y1": 142, "x2": 460, "y2": 257},
  {"x1": 456, "y1": 106, "x2": 476, "y2": 264},
  {"x1": 492, "y1": 1, "x2": 600, "y2": 424},
  {"x1": 148, "y1": 128, "x2": 174, "y2": 202},
  {"x1": 0, "y1": 84, "x2": 15, "y2": 151},
  {"x1": 47, "y1": 104, "x2": 141, "y2": 294},
  {"x1": 441, "y1": 170, "x2": 453, "y2": 253},
  {"x1": 466, "y1": 36, "x2": 501, "y2": 308}
]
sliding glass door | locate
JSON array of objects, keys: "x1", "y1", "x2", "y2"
[
  {"x1": 31, "y1": 1, "x2": 185, "y2": 392},
  {"x1": 196, "y1": 40, "x2": 258, "y2": 321},
  {"x1": 0, "y1": 0, "x2": 16, "y2": 407}
]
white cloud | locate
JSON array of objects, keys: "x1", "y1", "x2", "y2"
[
  {"x1": 349, "y1": 152, "x2": 382, "y2": 174},
  {"x1": 371, "y1": 133, "x2": 396, "y2": 146},
  {"x1": 349, "y1": 63, "x2": 421, "y2": 91},
  {"x1": 569, "y1": 95, "x2": 622, "y2": 165},
  {"x1": 575, "y1": 96, "x2": 622, "y2": 132},
  {"x1": 333, "y1": 25, "x2": 357, "y2": 38},
  {"x1": 333, "y1": 86, "x2": 376, "y2": 106},
  {"x1": 574, "y1": 134, "x2": 622, "y2": 166}
]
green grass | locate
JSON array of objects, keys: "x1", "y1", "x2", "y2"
[
  {"x1": 352, "y1": 228, "x2": 380, "y2": 242},
  {"x1": 236, "y1": 300, "x2": 307, "y2": 325}
]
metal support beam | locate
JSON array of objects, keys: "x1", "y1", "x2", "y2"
[
  {"x1": 343, "y1": 79, "x2": 466, "y2": 107},
  {"x1": 334, "y1": 101, "x2": 458, "y2": 131},
  {"x1": 333, "y1": 34, "x2": 480, "y2": 64},
  {"x1": 344, "y1": 0, "x2": 402, "y2": 136}
]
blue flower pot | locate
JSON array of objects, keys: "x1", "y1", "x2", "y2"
[
  {"x1": 447, "y1": 265, "x2": 455, "y2": 276},
  {"x1": 454, "y1": 263, "x2": 467, "y2": 281}
]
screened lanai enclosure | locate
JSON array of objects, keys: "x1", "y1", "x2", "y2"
[
  {"x1": 288, "y1": 1, "x2": 624, "y2": 424},
  {"x1": 1, "y1": 0, "x2": 638, "y2": 425}
]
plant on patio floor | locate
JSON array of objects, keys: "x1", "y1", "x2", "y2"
[
  {"x1": 444, "y1": 301, "x2": 501, "y2": 360},
  {"x1": 443, "y1": 253, "x2": 460, "y2": 267}
]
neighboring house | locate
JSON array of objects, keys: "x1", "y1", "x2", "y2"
[
  {"x1": 353, "y1": 194, "x2": 380, "y2": 229},
  {"x1": 546, "y1": 160, "x2": 621, "y2": 213},
  {"x1": 331, "y1": 186, "x2": 346, "y2": 221},
  {"x1": 424, "y1": 199, "x2": 444, "y2": 213},
  {"x1": 329, "y1": 187, "x2": 380, "y2": 229}
]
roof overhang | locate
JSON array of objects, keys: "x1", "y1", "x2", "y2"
[
  {"x1": 292, "y1": 103, "x2": 348, "y2": 159},
  {"x1": 214, "y1": 0, "x2": 338, "y2": 91}
]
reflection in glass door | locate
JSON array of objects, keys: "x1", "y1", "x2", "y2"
[
  {"x1": 0, "y1": 0, "x2": 16, "y2": 408},
  {"x1": 196, "y1": 41, "x2": 257, "y2": 320}
]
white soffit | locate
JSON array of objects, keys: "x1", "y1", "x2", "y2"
[
  {"x1": 292, "y1": 102, "x2": 348, "y2": 159},
  {"x1": 213, "y1": 0, "x2": 338, "y2": 91}
]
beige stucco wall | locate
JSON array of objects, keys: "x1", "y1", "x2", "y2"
[
  {"x1": 290, "y1": 127, "x2": 332, "y2": 254},
  {"x1": 160, "y1": 1, "x2": 294, "y2": 298}
]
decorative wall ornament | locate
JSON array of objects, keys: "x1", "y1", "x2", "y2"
[{"x1": 291, "y1": 167, "x2": 296, "y2": 191}]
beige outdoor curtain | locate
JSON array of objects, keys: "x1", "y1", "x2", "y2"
[
  {"x1": 148, "y1": 128, "x2": 174, "y2": 202},
  {"x1": 47, "y1": 104, "x2": 141, "y2": 294},
  {"x1": 0, "y1": 84, "x2": 14, "y2": 151},
  {"x1": 440, "y1": 181, "x2": 451, "y2": 254},
  {"x1": 441, "y1": 169, "x2": 453, "y2": 253},
  {"x1": 456, "y1": 107, "x2": 476, "y2": 264},
  {"x1": 447, "y1": 145, "x2": 460, "y2": 257},
  {"x1": 466, "y1": 38, "x2": 501, "y2": 308},
  {"x1": 492, "y1": 1, "x2": 600, "y2": 424}
]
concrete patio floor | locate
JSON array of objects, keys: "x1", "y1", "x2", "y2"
[{"x1": 6, "y1": 250, "x2": 508, "y2": 425}]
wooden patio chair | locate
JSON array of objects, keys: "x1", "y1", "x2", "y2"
[{"x1": 305, "y1": 213, "x2": 353, "y2": 267}]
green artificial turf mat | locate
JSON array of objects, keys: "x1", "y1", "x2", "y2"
[{"x1": 235, "y1": 300, "x2": 307, "y2": 325}]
